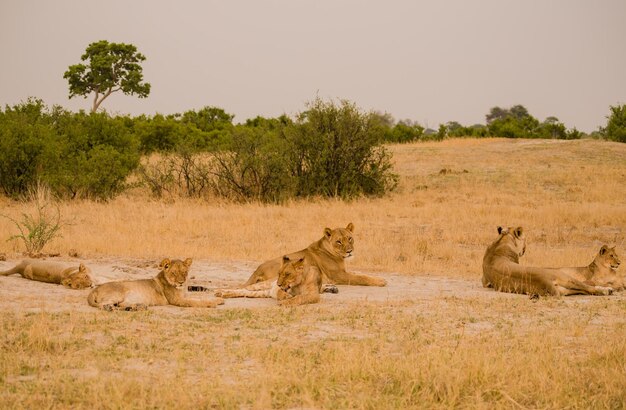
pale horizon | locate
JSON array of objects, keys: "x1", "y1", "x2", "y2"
[{"x1": 1, "y1": 0, "x2": 625, "y2": 132}]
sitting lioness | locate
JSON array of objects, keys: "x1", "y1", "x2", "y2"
[
  {"x1": 482, "y1": 227, "x2": 613, "y2": 297},
  {"x1": 0, "y1": 259, "x2": 93, "y2": 289},
  {"x1": 551, "y1": 245, "x2": 623, "y2": 291},
  {"x1": 242, "y1": 223, "x2": 386, "y2": 287},
  {"x1": 216, "y1": 256, "x2": 326, "y2": 306},
  {"x1": 87, "y1": 258, "x2": 224, "y2": 311}
]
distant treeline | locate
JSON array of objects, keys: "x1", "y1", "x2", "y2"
[{"x1": 1, "y1": 98, "x2": 624, "y2": 202}]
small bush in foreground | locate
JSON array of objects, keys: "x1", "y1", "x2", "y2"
[{"x1": 2, "y1": 184, "x2": 66, "y2": 256}]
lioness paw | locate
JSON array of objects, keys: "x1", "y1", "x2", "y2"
[
  {"x1": 124, "y1": 304, "x2": 148, "y2": 312},
  {"x1": 322, "y1": 284, "x2": 339, "y2": 294},
  {"x1": 214, "y1": 289, "x2": 234, "y2": 298}
]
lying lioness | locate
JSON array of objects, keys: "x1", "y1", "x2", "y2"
[
  {"x1": 550, "y1": 245, "x2": 623, "y2": 291},
  {"x1": 482, "y1": 227, "x2": 613, "y2": 297},
  {"x1": 243, "y1": 223, "x2": 386, "y2": 287},
  {"x1": 87, "y1": 258, "x2": 224, "y2": 311},
  {"x1": 0, "y1": 258, "x2": 93, "y2": 289},
  {"x1": 216, "y1": 256, "x2": 327, "y2": 306}
]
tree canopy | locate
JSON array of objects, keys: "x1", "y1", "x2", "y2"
[{"x1": 63, "y1": 40, "x2": 151, "y2": 113}]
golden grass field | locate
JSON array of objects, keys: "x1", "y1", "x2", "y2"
[{"x1": 0, "y1": 138, "x2": 625, "y2": 409}]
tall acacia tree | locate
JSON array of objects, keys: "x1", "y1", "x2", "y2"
[{"x1": 64, "y1": 40, "x2": 151, "y2": 113}]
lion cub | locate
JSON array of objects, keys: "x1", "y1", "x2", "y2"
[
  {"x1": 1, "y1": 259, "x2": 93, "y2": 289},
  {"x1": 216, "y1": 256, "x2": 325, "y2": 306},
  {"x1": 87, "y1": 258, "x2": 224, "y2": 311}
]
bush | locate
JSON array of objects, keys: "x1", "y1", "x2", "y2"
[
  {"x1": 486, "y1": 105, "x2": 539, "y2": 138},
  {"x1": 384, "y1": 121, "x2": 425, "y2": 143},
  {"x1": 48, "y1": 111, "x2": 141, "y2": 199},
  {"x1": 603, "y1": 104, "x2": 626, "y2": 143},
  {"x1": 564, "y1": 127, "x2": 583, "y2": 140},
  {"x1": 138, "y1": 148, "x2": 213, "y2": 199},
  {"x1": 212, "y1": 123, "x2": 295, "y2": 202},
  {"x1": 2, "y1": 183, "x2": 66, "y2": 256},
  {"x1": 447, "y1": 123, "x2": 489, "y2": 138},
  {"x1": 286, "y1": 98, "x2": 397, "y2": 198},
  {"x1": 0, "y1": 100, "x2": 141, "y2": 200},
  {"x1": 134, "y1": 107, "x2": 235, "y2": 154},
  {"x1": 0, "y1": 99, "x2": 63, "y2": 198},
  {"x1": 134, "y1": 114, "x2": 185, "y2": 153},
  {"x1": 180, "y1": 106, "x2": 234, "y2": 150},
  {"x1": 488, "y1": 115, "x2": 540, "y2": 138}
]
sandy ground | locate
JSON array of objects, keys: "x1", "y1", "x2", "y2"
[{"x1": 1, "y1": 256, "x2": 624, "y2": 314}]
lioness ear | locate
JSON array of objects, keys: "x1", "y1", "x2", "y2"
[
  {"x1": 600, "y1": 245, "x2": 608, "y2": 255},
  {"x1": 497, "y1": 226, "x2": 503, "y2": 234},
  {"x1": 159, "y1": 258, "x2": 171, "y2": 269},
  {"x1": 282, "y1": 255, "x2": 290, "y2": 266},
  {"x1": 346, "y1": 223, "x2": 354, "y2": 232},
  {"x1": 514, "y1": 227, "x2": 524, "y2": 238},
  {"x1": 293, "y1": 257, "x2": 305, "y2": 270},
  {"x1": 184, "y1": 258, "x2": 193, "y2": 268},
  {"x1": 79, "y1": 263, "x2": 86, "y2": 272},
  {"x1": 324, "y1": 228, "x2": 332, "y2": 239}
]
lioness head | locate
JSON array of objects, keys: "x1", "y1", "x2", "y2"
[
  {"x1": 159, "y1": 258, "x2": 192, "y2": 288},
  {"x1": 497, "y1": 226, "x2": 526, "y2": 257},
  {"x1": 277, "y1": 256, "x2": 305, "y2": 292},
  {"x1": 61, "y1": 263, "x2": 93, "y2": 289},
  {"x1": 323, "y1": 223, "x2": 355, "y2": 259},
  {"x1": 597, "y1": 245, "x2": 621, "y2": 270}
]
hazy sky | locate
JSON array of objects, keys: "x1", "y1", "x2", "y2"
[{"x1": 1, "y1": 0, "x2": 625, "y2": 132}]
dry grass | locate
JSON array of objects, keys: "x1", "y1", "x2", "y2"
[
  {"x1": 1, "y1": 138, "x2": 625, "y2": 409},
  {"x1": 1, "y1": 299, "x2": 625, "y2": 408}
]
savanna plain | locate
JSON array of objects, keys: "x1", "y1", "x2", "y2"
[{"x1": 0, "y1": 138, "x2": 625, "y2": 409}]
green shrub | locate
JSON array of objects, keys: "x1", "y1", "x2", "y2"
[
  {"x1": 0, "y1": 99, "x2": 62, "y2": 198},
  {"x1": 49, "y1": 111, "x2": 141, "y2": 199},
  {"x1": 212, "y1": 123, "x2": 295, "y2": 202},
  {"x1": 384, "y1": 121, "x2": 425, "y2": 143},
  {"x1": 0, "y1": 100, "x2": 141, "y2": 200},
  {"x1": 603, "y1": 104, "x2": 626, "y2": 143},
  {"x1": 286, "y1": 98, "x2": 397, "y2": 198},
  {"x1": 134, "y1": 114, "x2": 184, "y2": 153}
]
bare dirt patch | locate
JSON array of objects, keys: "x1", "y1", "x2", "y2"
[{"x1": 1, "y1": 256, "x2": 624, "y2": 313}]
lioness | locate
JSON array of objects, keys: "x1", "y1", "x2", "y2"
[
  {"x1": 0, "y1": 259, "x2": 93, "y2": 289},
  {"x1": 482, "y1": 227, "x2": 613, "y2": 297},
  {"x1": 551, "y1": 245, "x2": 623, "y2": 291},
  {"x1": 242, "y1": 223, "x2": 386, "y2": 287},
  {"x1": 216, "y1": 256, "x2": 326, "y2": 306},
  {"x1": 87, "y1": 258, "x2": 224, "y2": 311}
]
